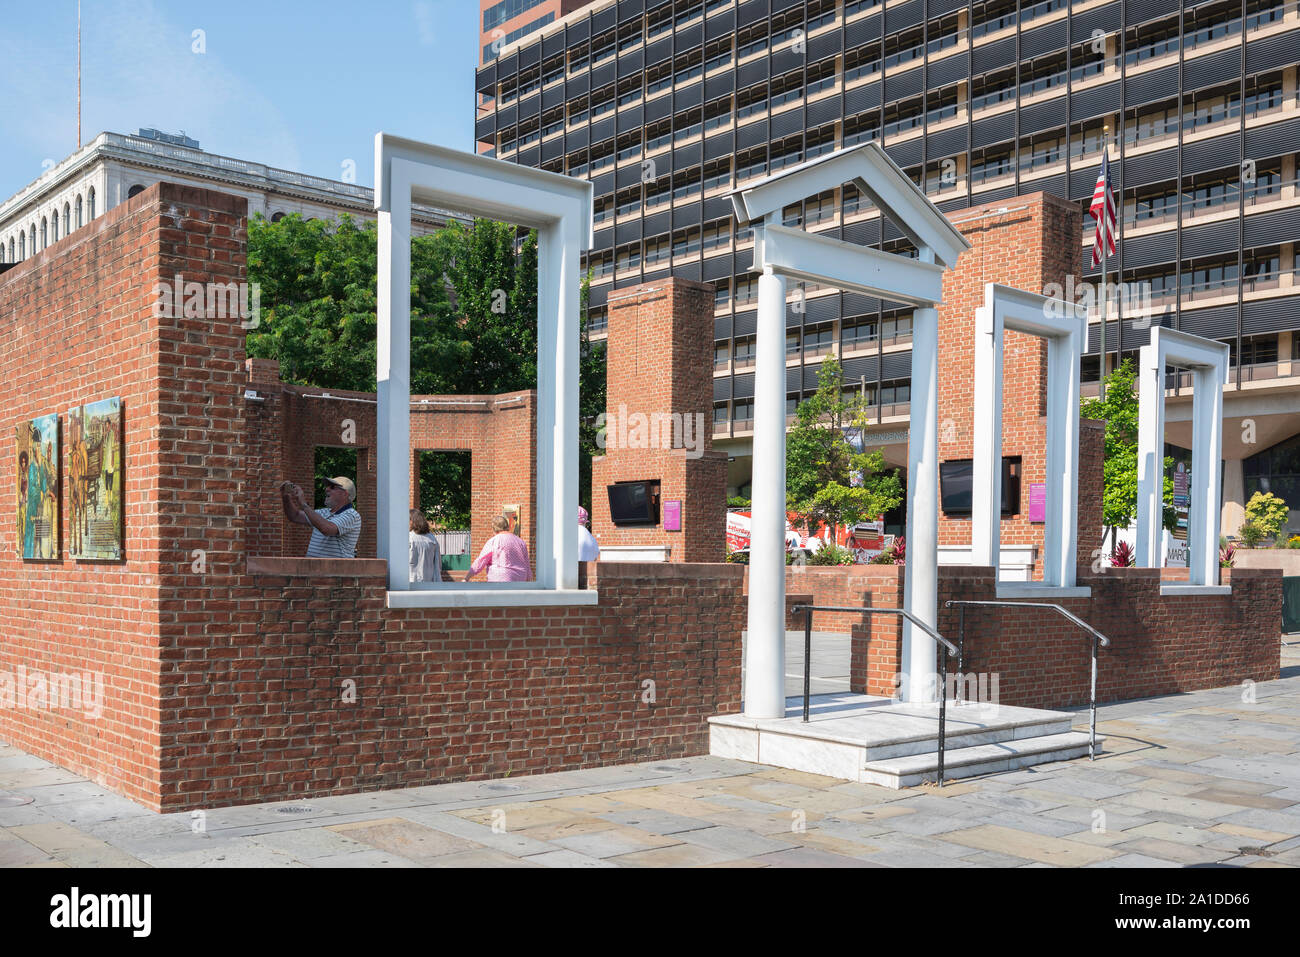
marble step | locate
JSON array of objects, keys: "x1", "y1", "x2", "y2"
[
  {"x1": 859, "y1": 711, "x2": 1074, "y2": 761},
  {"x1": 859, "y1": 731, "x2": 1102, "y2": 788}
]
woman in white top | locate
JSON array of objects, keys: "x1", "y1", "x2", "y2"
[
  {"x1": 409, "y1": 509, "x2": 443, "y2": 582},
  {"x1": 578, "y1": 506, "x2": 600, "y2": 562}
]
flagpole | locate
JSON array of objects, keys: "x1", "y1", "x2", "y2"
[{"x1": 1099, "y1": 123, "x2": 1109, "y2": 401}]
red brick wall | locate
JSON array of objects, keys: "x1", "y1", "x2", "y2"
[
  {"x1": 243, "y1": 367, "x2": 379, "y2": 557},
  {"x1": 409, "y1": 391, "x2": 536, "y2": 564},
  {"x1": 745, "y1": 564, "x2": 904, "y2": 633},
  {"x1": 936, "y1": 193, "x2": 1083, "y2": 577},
  {"x1": 0, "y1": 181, "x2": 743, "y2": 812},
  {"x1": 0, "y1": 182, "x2": 249, "y2": 806},
  {"x1": 166, "y1": 560, "x2": 743, "y2": 809},
  {"x1": 593, "y1": 277, "x2": 727, "y2": 562},
  {"x1": 243, "y1": 362, "x2": 537, "y2": 568},
  {"x1": 850, "y1": 565, "x2": 1282, "y2": 707}
]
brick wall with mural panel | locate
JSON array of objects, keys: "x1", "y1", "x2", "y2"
[{"x1": 0, "y1": 182, "x2": 744, "y2": 812}]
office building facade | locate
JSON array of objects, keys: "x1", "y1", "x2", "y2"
[{"x1": 474, "y1": 0, "x2": 1300, "y2": 529}]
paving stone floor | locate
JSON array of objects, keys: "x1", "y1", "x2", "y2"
[{"x1": 1, "y1": 637, "x2": 1297, "y2": 868}]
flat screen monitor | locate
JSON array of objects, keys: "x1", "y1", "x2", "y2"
[
  {"x1": 940, "y1": 458, "x2": 1021, "y2": 516},
  {"x1": 608, "y1": 480, "x2": 659, "y2": 526}
]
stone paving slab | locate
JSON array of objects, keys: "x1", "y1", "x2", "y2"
[{"x1": 2, "y1": 666, "x2": 1299, "y2": 868}]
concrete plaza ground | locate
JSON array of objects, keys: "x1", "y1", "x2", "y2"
[{"x1": 1, "y1": 636, "x2": 1297, "y2": 869}]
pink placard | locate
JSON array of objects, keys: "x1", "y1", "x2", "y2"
[
  {"x1": 663, "y1": 499, "x2": 681, "y2": 532},
  {"x1": 1027, "y1": 482, "x2": 1046, "y2": 522}
]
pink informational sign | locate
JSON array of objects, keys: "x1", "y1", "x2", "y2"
[
  {"x1": 1027, "y1": 482, "x2": 1046, "y2": 523},
  {"x1": 663, "y1": 499, "x2": 681, "y2": 532}
]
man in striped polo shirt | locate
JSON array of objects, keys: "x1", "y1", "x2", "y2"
[{"x1": 280, "y1": 476, "x2": 362, "y2": 558}]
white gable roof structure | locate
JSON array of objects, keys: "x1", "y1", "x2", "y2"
[
  {"x1": 729, "y1": 142, "x2": 969, "y2": 267},
  {"x1": 729, "y1": 143, "x2": 971, "y2": 716}
]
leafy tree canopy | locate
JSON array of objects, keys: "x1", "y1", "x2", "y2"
[
  {"x1": 1080, "y1": 357, "x2": 1176, "y2": 535},
  {"x1": 786, "y1": 357, "x2": 902, "y2": 535},
  {"x1": 246, "y1": 212, "x2": 605, "y2": 513}
]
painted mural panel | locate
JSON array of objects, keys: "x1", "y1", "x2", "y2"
[
  {"x1": 17, "y1": 414, "x2": 59, "y2": 559},
  {"x1": 69, "y1": 398, "x2": 123, "y2": 560}
]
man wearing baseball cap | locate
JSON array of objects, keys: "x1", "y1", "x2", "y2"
[{"x1": 279, "y1": 476, "x2": 362, "y2": 559}]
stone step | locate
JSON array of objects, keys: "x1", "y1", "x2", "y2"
[
  {"x1": 860, "y1": 710, "x2": 1074, "y2": 761},
  {"x1": 859, "y1": 731, "x2": 1102, "y2": 788}
]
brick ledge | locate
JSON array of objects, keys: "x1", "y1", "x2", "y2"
[{"x1": 247, "y1": 555, "x2": 388, "y2": 578}]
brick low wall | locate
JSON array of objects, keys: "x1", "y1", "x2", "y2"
[
  {"x1": 163, "y1": 560, "x2": 744, "y2": 810},
  {"x1": 745, "y1": 564, "x2": 905, "y2": 634},
  {"x1": 849, "y1": 566, "x2": 1282, "y2": 708},
  {"x1": 0, "y1": 181, "x2": 744, "y2": 813}
]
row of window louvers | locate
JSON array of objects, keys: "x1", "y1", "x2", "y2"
[
  {"x1": 582, "y1": 115, "x2": 1297, "y2": 263},
  {"x1": 584, "y1": 191, "x2": 1298, "y2": 315},
  {"x1": 476, "y1": 5, "x2": 1296, "y2": 141},
  {"x1": 481, "y1": 32, "x2": 1295, "y2": 170},
  {"x1": 711, "y1": 295, "x2": 1300, "y2": 401},
  {"x1": 477, "y1": 0, "x2": 1233, "y2": 95}
]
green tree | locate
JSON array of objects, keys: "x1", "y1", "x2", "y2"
[
  {"x1": 785, "y1": 357, "x2": 902, "y2": 538},
  {"x1": 1080, "y1": 357, "x2": 1176, "y2": 539},
  {"x1": 246, "y1": 213, "x2": 468, "y2": 394},
  {"x1": 1244, "y1": 491, "x2": 1289, "y2": 541},
  {"x1": 441, "y1": 218, "x2": 541, "y2": 394},
  {"x1": 246, "y1": 212, "x2": 607, "y2": 514},
  {"x1": 577, "y1": 270, "x2": 605, "y2": 516}
]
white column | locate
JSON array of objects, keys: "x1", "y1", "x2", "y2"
[
  {"x1": 1189, "y1": 366, "x2": 1223, "y2": 586},
  {"x1": 1135, "y1": 343, "x2": 1164, "y2": 568},
  {"x1": 745, "y1": 264, "x2": 788, "y2": 719},
  {"x1": 903, "y1": 303, "x2": 940, "y2": 702},
  {"x1": 536, "y1": 219, "x2": 581, "y2": 590},
  {"x1": 970, "y1": 304, "x2": 1001, "y2": 569},
  {"x1": 1044, "y1": 332, "x2": 1081, "y2": 587},
  {"x1": 376, "y1": 194, "x2": 411, "y2": 593}
]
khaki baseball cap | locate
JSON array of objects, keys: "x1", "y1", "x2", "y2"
[{"x1": 325, "y1": 476, "x2": 356, "y2": 501}]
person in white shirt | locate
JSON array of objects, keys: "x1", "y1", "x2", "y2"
[
  {"x1": 408, "y1": 509, "x2": 443, "y2": 582},
  {"x1": 280, "y1": 476, "x2": 362, "y2": 558},
  {"x1": 578, "y1": 506, "x2": 600, "y2": 562}
]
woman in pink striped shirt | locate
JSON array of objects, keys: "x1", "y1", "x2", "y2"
[{"x1": 467, "y1": 514, "x2": 532, "y2": 582}]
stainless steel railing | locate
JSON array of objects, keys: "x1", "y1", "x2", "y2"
[
  {"x1": 944, "y1": 600, "x2": 1111, "y2": 760},
  {"x1": 790, "y1": 604, "x2": 959, "y2": 786}
]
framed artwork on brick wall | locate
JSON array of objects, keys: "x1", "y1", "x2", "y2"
[
  {"x1": 17, "y1": 413, "x2": 59, "y2": 560},
  {"x1": 68, "y1": 397, "x2": 123, "y2": 561}
]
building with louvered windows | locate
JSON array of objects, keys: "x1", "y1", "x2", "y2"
[{"x1": 473, "y1": 0, "x2": 1300, "y2": 533}]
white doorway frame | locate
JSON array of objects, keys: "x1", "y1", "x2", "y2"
[
  {"x1": 374, "y1": 133, "x2": 595, "y2": 607},
  {"x1": 971, "y1": 283, "x2": 1089, "y2": 595},
  {"x1": 1135, "y1": 326, "x2": 1230, "y2": 594}
]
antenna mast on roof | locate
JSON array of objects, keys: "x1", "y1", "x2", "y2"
[{"x1": 77, "y1": 0, "x2": 82, "y2": 150}]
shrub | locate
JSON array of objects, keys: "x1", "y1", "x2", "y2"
[
  {"x1": 1238, "y1": 521, "x2": 1265, "y2": 549},
  {"x1": 1220, "y1": 542, "x2": 1236, "y2": 568},
  {"x1": 1110, "y1": 540, "x2": 1136, "y2": 567},
  {"x1": 1245, "y1": 491, "x2": 1289, "y2": 541},
  {"x1": 809, "y1": 544, "x2": 855, "y2": 566},
  {"x1": 869, "y1": 536, "x2": 906, "y2": 565},
  {"x1": 1286, "y1": 535, "x2": 1300, "y2": 550}
]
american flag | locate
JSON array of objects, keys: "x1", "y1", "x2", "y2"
[{"x1": 1089, "y1": 149, "x2": 1116, "y2": 268}]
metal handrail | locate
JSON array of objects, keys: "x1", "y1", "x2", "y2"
[
  {"x1": 944, "y1": 600, "x2": 1111, "y2": 761},
  {"x1": 790, "y1": 603, "x2": 958, "y2": 787}
]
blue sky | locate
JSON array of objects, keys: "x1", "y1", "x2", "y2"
[{"x1": 0, "y1": 0, "x2": 479, "y2": 198}]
